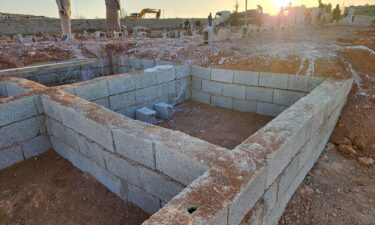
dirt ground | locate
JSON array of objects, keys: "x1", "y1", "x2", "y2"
[
  {"x1": 158, "y1": 100, "x2": 273, "y2": 149},
  {"x1": 280, "y1": 29, "x2": 375, "y2": 225},
  {"x1": 0, "y1": 151, "x2": 149, "y2": 225}
]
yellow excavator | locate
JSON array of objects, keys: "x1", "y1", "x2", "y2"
[{"x1": 127, "y1": 8, "x2": 161, "y2": 19}]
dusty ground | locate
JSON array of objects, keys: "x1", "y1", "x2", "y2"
[
  {"x1": 0, "y1": 150, "x2": 149, "y2": 225},
  {"x1": 158, "y1": 100, "x2": 273, "y2": 149},
  {"x1": 280, "y1": 28, "x2": 375, "y2": 225}
]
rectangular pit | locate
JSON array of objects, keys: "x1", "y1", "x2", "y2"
[{"x1": 0, "y1": 59, "x2": 353, "y2": 225}]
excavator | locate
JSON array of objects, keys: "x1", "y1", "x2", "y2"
[{"x1": 127, "y1": 8, "x2": 161, "y2": 19}]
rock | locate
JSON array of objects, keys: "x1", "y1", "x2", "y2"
[
  {"x1": 358, "y1": 157, "x2": 374, "y2": 166},
  {"x1": 353, "y1": 136, "x2": 367, "y2": 151},
  {"x1": 333, "y1": 136, "x2": 352, "y2": 146},
  {"x1": 367, "y1": 144, "x2": 375, "y2": 152},
  {"x1": 338, "y1": 144, "x2": 357, "y2": 155},
  {"x1": 325, "y1": 142, "x2": 336, "y2": 151}
]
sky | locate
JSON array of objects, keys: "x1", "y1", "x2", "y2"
[{"x1": 0, "y1": 0, "x2": 374, "y2": 18}]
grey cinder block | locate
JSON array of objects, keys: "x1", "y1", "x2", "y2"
[
  {"x1": 192, "y1": 91, "x2": 210, "y2": 105},
  {"x1": 192, "y1": 65, "x2": 211, "y2": 80},
  {"x1": 233, "y1": 70, "x2": 259, "y2": 86},
  {"x1": 136, "y1": 107, "x2": 157, "y2": 124},
  {"x1": 222, "y1": 83, "x2": 246, "y2": 99},
  {"x1": 211, "y1": 68, "x2": 233, "y2": 83},
  {"x1": 0, "y1": 145, "x2": 24, "y2": 170},
  {"x1": 154, "y1": 102, "x2": 173, "y2": 120},
  {"x1": 247, "y1": 86, "x2": 274, "y2": 103},
  {"x1": 0, "y1": 96, "x2": 38, "y2": 127},
  {"x1": 211, "y1": 95, "x2": 232, "y2": 109},
  {"x1": 22, "y1": 135, "x2": 51, "y2": 158},
  {"x1": 259, "y1": 72, "x2": 289, "y2": 89},
  {"x1": 202, "y1": 80, "x2": 222, "y2": 95},
  {"x1": 128, "y1": 184, "x2": 161, "y2": 214}
]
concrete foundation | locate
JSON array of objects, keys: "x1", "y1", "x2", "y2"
[{"x1": 0, "y1": 58, "x2": 353, "y2": 225}]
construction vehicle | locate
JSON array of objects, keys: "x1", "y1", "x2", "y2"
[{"x1": 127, "y1": 8, "x2": 161, "y2": 19}]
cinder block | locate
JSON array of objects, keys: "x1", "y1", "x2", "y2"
[
  {"x1": 273, "y1": 90, "x2": 305, "y2": 106},
  {"x1": 136, "y1": 107, "x2": 157, "y2": 124},
  {"x1": 192, "y1": 91, "x2": 210, "y2": 104},
  {"x1": 128, "y1": 184, "x2": 161, "y2": 214},
  {"x1": 247, "y1": 86, "x2": 274, "y2": 102},
  {"x1": 139, "y1": 167, "x2": 184, "y2": 202},
  {"x1": 5, "y1": 82, "x2": 25, "y2": 96},
  {"x1": 211, "y1": 68, "x2": 233, "y2": 83},
  {"x1": 157, "y1": 67, "x2": 176, "y2": 84},
  {"x1": 33, "y1": 94, "x2": 44, "y2": 114},
  {"x1": 93, "y1": 98, "x2": 111, "y2": 109},
  {"x1": 109, "y1": 91, "x2": 136, "y2": 111},
  {"x1": 211, "y1": 95, "x2": 232, "y2": 109},
  {"x1": 0, "y1": 96, "x2": 38, "y2": 127},
  {"x1": 62, "y1": 107, "x2": 114, "y2": 152},
  {"x1": 51, "y1": 136, "x2": 126, "y2": 199},
  {"x1": 77, "y1": 135, "x2": 106, "y2": 168},
  {"x1": 0, "y1": 145, "x2": 24, "y2": 170},
  {"x1": 175, "y1": 65, "x2": 191, "y2": 79},
  {"x1": 176, "y1": 77, "x2": 191, "y2": 101},
  {"x1": 233, "y1": 99, "x2": 257, "y2": 113},
  {"x1": 259, "y1": 72, "x2": 289, "y2": 89},
  {"x1": 202, "y1": 80, "x2": 222, "y2": 95},
  {"x1": 222, "y1": 83, "x2": 246, "y2": 99},
  {"x1": 228, "y1": 167, "x2": 267, "y2": 225},
  {"x1": 22, "y1": 135, "x2": 51, "y2": 158},
  {"x1": 157, "y1": 81, "x2": 176, "y2": 97},
  {"x1": 307, "y1": 76, "x2": 325, "y2": 91},
  {"x1": 263, "y1": 179, "x2": 278, "y2": 217},
  {"x1": 257, "y1": 102, "x2": 286, "y2": 117},
  {"x1": 104, "y1": 152, "x2": 141, "y2": 186},
  {"x1": 141, "y1": 59, "x2": 156, "y2": 69},
  {"x1": 0, "y1": 116, "x2": 45, "y2": 149},
  {"x1": 75, "y1": 79, "x2": 109, "y2": 101},
  {"x1": 112, "y1": 128, "x2": 155, "y2": 169},
  {"x1": 136, "y1": 72, "x2": 158, "y2": 89},
  {"x1": 192, "y1": 77, "x2": 202, "y2": 90},
  {"x1": 233, "y1": 70, "x2": 259, "y2": 86},
  {"x1": 0, "y1": 81, "x2": 7, "y2": 96},
  {"x1": 288, "y1": 75, "x2": 309, "y2": 92},
  {"x1": 278, "y1": 154, "x2": 301, "y2": 198},
  {"x1": 154, "y1": 102, "x2": 173, "y2": 120},
  {"x1": 154, "y1": 141, "x2": 209, "y2": 185},
  {"x1": 107, "y1": 76, "x2": 136, "y2": 95},
  {"x1": 192, "y1": 65, "x2": 211, "y2": 80},
  {"x1": 136, "y1": 86, "x2": 158, "y2": 104}
]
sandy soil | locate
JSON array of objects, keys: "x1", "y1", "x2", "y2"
[
  {"x1": 0, "y1": 151, "x2": 150, "y2": 225},
  {"x1": 280, "y1": 28, "x2": 375, "y2": 225},
  {"x1": 158, "y1": 100, "x2": 273, "y2": 149}
]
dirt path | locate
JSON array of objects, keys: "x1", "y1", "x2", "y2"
[
  {"x1": 0, "y1": 151, "x2": 150, "y2": 225},
  {"x1": 158, "y1": 100, "x2": 273, "y2": 149}
]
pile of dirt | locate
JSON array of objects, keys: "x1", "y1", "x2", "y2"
[{"x1": 0, "y1": 151, "x2": 149, "y2": 225}]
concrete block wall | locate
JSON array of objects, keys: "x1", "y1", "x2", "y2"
[
  {"x1": 0, "y1": 59, "x2": 112, "y2": 86},
  {"x1": 64, "y1": 64, "x2": 191, "y2": 119},
  {"x1": 237, "y1": 79, "x2": 353, "y2": 225},
  {"x1": 192, "y1": 66, "x2": 324, "y2": 116},
  {"x1": 40, "y1": 90, "x2": 210, "y2": 214},
  {"x1": 141, "y1": 78, "x2": 353, "y2": 225},
  {"x1": 0, "y1": 78, "x2": 50, "y2": 169}
]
